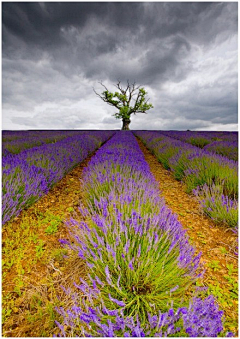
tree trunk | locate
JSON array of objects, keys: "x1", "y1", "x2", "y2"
[{"x1": 121, "y1": 118, "x2": 131, "y2": 130}]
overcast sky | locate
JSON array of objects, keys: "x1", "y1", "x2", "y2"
[{"x1": 2, "y1": 2, "x2": 238, "y2": 130}]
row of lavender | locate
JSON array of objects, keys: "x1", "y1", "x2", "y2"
[
  {"x1": 161, "y1": 131, "x2": 238, "y2": 161},
  {"x1": 134, "y1": 131, "x2": 238, "y2": 228},
  {"x1": 2, "y1": 131, "x2": 114, "y2": 225},
  {"x1": 2, "y1": 130, "x2": 89, "y2": 156},
  {"x1": 56, "y1": 131, "x2": 230, "y2": 337},
  {"x1": 2, "y1": 130, "x2": 87, "y2": 142}
]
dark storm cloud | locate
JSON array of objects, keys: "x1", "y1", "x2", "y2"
[
  {"x1": 3, "y1": 2, "x2": 236, "y2": 49},
  {"x1": 3, "y1": 3, "x2": 237, "y2": 70},
  {"x1": 2, "y1": 2, "x2": 142, "y2": 53},
  {"x1": 2, "y1": 2, "x2": 238, "y2": 130}
]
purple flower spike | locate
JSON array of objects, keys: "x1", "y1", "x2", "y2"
[
  {"x1": 108, "y1": 294, "x2": 125, "y2": 307},
  {"x1": 105, "y1": 265, "x2": 113, "y2": 285},
  {"x1": 128, "y1": 258, "x2": 134, "y2": 270}
]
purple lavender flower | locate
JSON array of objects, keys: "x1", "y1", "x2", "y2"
[
  {"x1": 182, "y1": 296, "x2": 224, "y2": 337},
  {"x1": 105, "y1": 266, "x2": 113, "y2": 285},
  {"x1": 128, "y1": 258, "x2": 134, "y2": 270},
  {"x1": 108, "y1": 294, "x2": 125, "y2": 307}
]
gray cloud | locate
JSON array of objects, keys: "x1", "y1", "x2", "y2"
[{"x1": 2, "y1": 2, "x2": 238, "y2": 131}]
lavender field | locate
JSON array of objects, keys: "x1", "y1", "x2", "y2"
[
  {"x1": 2, "y1": 130, "x2": 114, "y2": 224},
  {"x1": 134, "y1": 131, "x2": 238, "y2": 229},
  {"x1": 2, "y1": 130, "x2": 238, "y2": 337}
]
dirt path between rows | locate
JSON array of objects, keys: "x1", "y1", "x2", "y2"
[{"x1": 137, "y1": 138, "x2": 238, "y2": 335}]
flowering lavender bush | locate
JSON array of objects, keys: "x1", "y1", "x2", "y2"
[
  {"x1": 56, "y1": 131, "x2": 227, "y2": 337},
  {"x1": 134, "y1": 131, "x2": 238, "y2": 228},
  {"x1": 2, "y1": 131, "x2": 114, "y2": 224},
  {"x1": 183, "y1": 153, "x2": 237, "y2": 199},
  {"x1": 65, "y1": 206, "x2": 200, "y2": 319},
  {"x1": 203, "y1": 140, "x2": 238, "y2": 161},
  {"x1": 161, "y1": 130, "x2": 238, "y2": 143},
  {"x1": 186, "y1": 136, "x2": 211, "y2": 148},
  {"x1": 2, "y1": 161, "x2": 49, "y2": 224},
  {"x1": 135, "y1": 131, "x2": 237, "y2": 197},
  {"x1": 193, "y1": 184, "x2": 238, "y2": 228},
  {"x1": 161, "y1": 131, "x2": 238, "y2": 161},
  {"x1": 3, "y1": 133, "x2": 63, "y2": 155},
  {"x1": 55, "y1": 284, "x2": 227, "y2": 337},
  {"x1": 2, "y1": 130, "x2": 82, "y2": 156}
]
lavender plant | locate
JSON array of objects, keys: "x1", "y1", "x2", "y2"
[
  {"x1": 151, "y1": 142, "x2": 179, "y2": 170},
  {"x1": 65, "y1": 206, "x2": 200, "y2": 321},
  {"x1": 56, "y1": 131, "x2": 228, "y2": 336},
  {"x1": 134, "y1": 131, "x2": 238, "y2": 228},
  {"x1": 55, "y1": 285, "x2": 227, "y2": 337},
  {"x1": 193, "y1": 183, "x2": 238, "y2": 228},
  {"x1": 203, "y1": 140, "x2": 238, "y2": 161},
  {"x1": 161, "y1": 130, "x2": 238, "y2": 161},
  {"x1": 183, "y1": 154, "x2": 238, "y2": 199},
  {"x1": 2, "y1": 162, "x2": 49, "y2": 224},
  {"x1": 186, "y1": 136, "x2": 211, "y2": 148},
  {"x1": 2, "y1": 131, "x2": 114, "y2": 224},
  {"x1": 2, "y1": 130, "x2": 81, "y2": 156},
  {"x1": 168, "y1": 150, "x2": 195, "y2": 181}
]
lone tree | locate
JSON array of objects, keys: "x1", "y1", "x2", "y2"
[{"x1": 94, "y1": 81, "x2": 153, "y2": 130}]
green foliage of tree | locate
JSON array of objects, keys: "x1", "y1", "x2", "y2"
[{"x1": 94, "y1": 81, "x2": 153, "y2": 130}]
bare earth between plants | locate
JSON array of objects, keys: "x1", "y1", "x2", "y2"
[{"x1": 2, "y1": 139, "x2": 238, "y2": 337}]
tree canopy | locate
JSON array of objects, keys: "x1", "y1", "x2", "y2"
[{"x1": 94, "y1": 81, "x2": 153, "y2": 130}]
